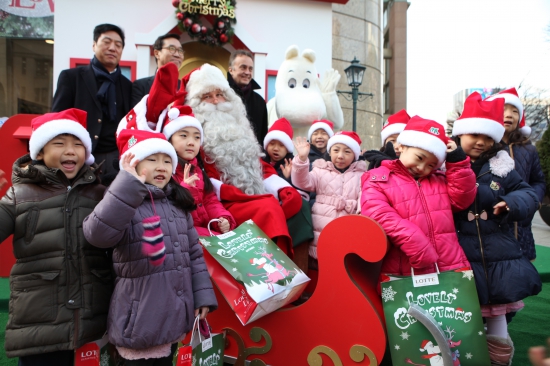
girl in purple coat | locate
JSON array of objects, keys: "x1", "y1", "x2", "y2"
[
  {"x1": 163, "y1": 106, "x2": 236, "y2": 236},
  {"x1": 84, "y1": 129, "x2": 217, "y2": 365}
]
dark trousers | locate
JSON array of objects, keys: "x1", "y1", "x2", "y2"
[
  {"x1": 18, "y1": 350, "x2": 74, "y2": 366},
  {"x1": 94, "y1": 150, "x2": 120, "y2": 186},
  {"x1": 123, "y1": 343, "x2": 178, "y2": 366}
]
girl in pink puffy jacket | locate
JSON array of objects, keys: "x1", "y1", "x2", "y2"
[
  {"x1": 163, "y1": 107, "x2": 236, "y2": 236},
  {"x1": 292, "y1": 131, "x2": 367, "y2": 261},
  {"x1": 361, "y1": 116, "x2": 475, "y2": 278}
]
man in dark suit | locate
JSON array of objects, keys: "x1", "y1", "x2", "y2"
[
  {"x1": 51, "y1": 23, "x2": 132, "y2": 183},
  {"x1": 227, "y1": 49, "x2": 268, "y2": 145},
  {"x1": 130, "y1": 34, "x2": 184, "y2": 108}
]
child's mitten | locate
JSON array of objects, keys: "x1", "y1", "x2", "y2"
[{"x1": 142, "y1": 215, "x2": 166, "y2": 266}]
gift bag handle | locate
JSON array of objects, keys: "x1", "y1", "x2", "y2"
[
  {"x1": 207, "y1": 219, "x2": 221, "y2": 237},
  {"x1": 410, "y1": 263, "x2": 439, "y2": 277},
  {"x1": 190, "y1": 315, "x2": 213, "y2": 345}
]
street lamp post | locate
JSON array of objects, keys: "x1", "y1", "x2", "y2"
[{"x1": 337, "y1": 57, "x2": 374, "y2": 132}]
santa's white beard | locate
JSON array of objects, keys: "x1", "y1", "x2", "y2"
[{"x1": 192, "y1": 100, "x2": 266, "y2": 195}]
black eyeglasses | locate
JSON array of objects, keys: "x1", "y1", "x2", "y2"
[{"x1": 162, "y1": 45, "x2": 184, "y2": 56}]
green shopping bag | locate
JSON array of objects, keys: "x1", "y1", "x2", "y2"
[
  {"x1": 381, "y1": 266, "x2": 491, "y2": 366},
  {"x1": 190, "y1": 317, "x2": 224, "y2": 366}
]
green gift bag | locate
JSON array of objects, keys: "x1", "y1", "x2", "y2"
[
  {"x1": 381, "y1": 266, "x2": 491, "y2": 366},
  {"x1": 190, "y1": 317, "x2": 225, "y2": 366}
]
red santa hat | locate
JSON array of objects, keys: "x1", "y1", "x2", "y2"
[
  {"x1": 117, "y1": 129, "x2": 178, "y2": 173},
  {"x1": 420, "y1": 340, "x2": 432, "y2": 351},
  {"x1": 486, "y1": 87, "x2": 523, "y2": 121},
  {"x1": 307, "y1": 119, "x2": 335, "y2": 141},
  {"x1": 518, "y1": 112, "x2": 531, "y2": 137},
  {"x1": 162, "y1": 105, "x2": 204, "y2": 144},
  {"x1": 327, "y1": 131, "x2": 362, "y2": 160},
  {"x1": 116, "y1": 63, "x2": 179, "y2": 136},
  {"x1": 397, "y1": 116, "x2": 449, "y2": 167},
  {"x1": 264, "y1": 117, "x2": 294, "y2": 153},
  {"x1": 381, "y1": 109, "x2": 410, "y2": 144},
  {"x1": 452, "y1": 92, "x2": 505, "y2": 142},
  {"x1": 29, "y1": 108, "x2": 94, "y2": 165},
  {"x1": 182, "y1": 63, "x2": 230, "y2": 103}
]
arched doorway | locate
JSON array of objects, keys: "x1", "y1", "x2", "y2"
[{"x1": 180, "y1": 41, "x2": 231, "y2": 78}]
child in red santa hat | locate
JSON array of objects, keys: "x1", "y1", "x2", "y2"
[
  {"x1": 292, "y1": 131, "x2": 367, "y2": 278},
  {"x1": 163, "y1": 104, "x2": 237, "y2": 236},
  {"x1": 486, "y1": 87, "x2": 545, "y2": 261},
  {"x1": 361, "y1": 115, "x2": 474, "y2": 281},
  {"x1": 83, "y1": 129, "x2": 217, "y2": 365}
]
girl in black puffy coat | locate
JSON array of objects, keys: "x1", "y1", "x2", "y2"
[
  {"x1": 451, "y1": 92, "x2": 542, "y2": 366},
  {"x1": 486, "y1": 87, "x2": 546, "y2": 261}
]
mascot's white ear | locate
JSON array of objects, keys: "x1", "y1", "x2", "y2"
[
  {"x1": 302, "y1": 49, "x2": 316, "y2": 64},
  {"x1": 285, "y1": 45, "x2": 299, "y2": 60}
]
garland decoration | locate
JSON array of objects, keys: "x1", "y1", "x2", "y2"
[{"x1": 173, "y1": 0, "x2": 237, "y2": 47}]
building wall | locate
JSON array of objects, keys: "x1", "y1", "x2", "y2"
[
  {"x1": 332, "y1": 0, "x2": 383, "y2": 150},
  {"x1": 386, "y1": 0, "x2": 407, "y2": 115}
]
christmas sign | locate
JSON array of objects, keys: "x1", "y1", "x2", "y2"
[
  {"x1": 381, "y1": 267, "x2": 491, "y2": 366},
  {"x1": 199, "y1": 220, "x2": 310, "y2": 325}
]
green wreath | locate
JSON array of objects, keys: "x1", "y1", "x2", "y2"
[{"x1": 173, "y1": 0, "x2": 236, "y2": 47}]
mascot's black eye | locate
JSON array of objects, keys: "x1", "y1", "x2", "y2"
[
  {"x1": 288, "y1": 78, "x2": 296, "y2": 88},
  {"x1": 302, "y1": 79, "x2": 310, "y2": 88}
]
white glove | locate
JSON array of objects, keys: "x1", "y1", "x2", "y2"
[{"x1": 210, "y1": 178, "x2": 223, "y2": 201}]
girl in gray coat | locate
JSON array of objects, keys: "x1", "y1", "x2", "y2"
[{"x1": 83, "y1": 129, "x2": 217, "y2": 365}]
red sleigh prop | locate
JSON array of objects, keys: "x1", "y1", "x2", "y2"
[{"x1": 192, "y1": 215, "x2": 389, "y2": 365}]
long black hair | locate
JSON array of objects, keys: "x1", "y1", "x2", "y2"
[
  {"x1": 452, "y1": 135, "x2": 503, "y2": 161},
  {"x1": 505, "y1": 127, "x2": 530, "y2": 145},
  {"x1": 168, "y1": 177, "x2": 197, "y2": 213},
  {"x1": 177, "y1": 154, "x2": 214, "y2": 194}
]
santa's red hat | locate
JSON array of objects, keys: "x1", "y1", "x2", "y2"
[
  {"x1": 486, "y1": 87, "x2": 523, "y2": 120},
  {"x1": 264, "y1": 117, "x2": 294, "y2": 153},
  {"x1": 29, "y1": 108, "x2": 94, "y2": 165},
  {"x1": 307, "y1": 119, "x2": 335, "y2": 141},
  {"x1": 162, "y1": 105, "x2": 203, "y2": 144},
  {"x1": 327, "y1": 131, "x2": 362, "y2": 160},
  {"x1": 398, "y1": 116, "x2": 449, "y2": 167},
  {"x1": 381, "y1": 109, "x2": 410, "y2": 144},
  {"x1": 116, "y1": 63, "x2": 179, "y2": 136},
  {"x1": 183, "y1": 63, "x2": 230, "y2": 103},
  {"x1": 452, "y1": 92, "x2": 505, "y2": 142},
  {"x1": 117, "y1": 129, "x2": 178, "y2": 173}
]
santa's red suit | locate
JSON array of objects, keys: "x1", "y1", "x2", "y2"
[{"x1": 202, "y1": 151, "x2": 301, "y2": 256}]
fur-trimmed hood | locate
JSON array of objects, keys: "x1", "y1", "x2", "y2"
[{"x1": 488, "y1": 150, "x2": 515, "y2": 178}]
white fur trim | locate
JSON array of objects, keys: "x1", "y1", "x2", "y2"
[
  {"x1": 487, "y1": 93, "x2": 524, "y2": 118},
  {"x1": 29, "y1": 119, "x2": 94, "y2": 164},
  {"x1": 210, "y1": 178, "x2": 222, "y2": 201},
  {"x1": 521, "y1": 125, "x2": 532, "y2": 137},
  {"x1": 119, "y1": 138, "x2": 178, "y2": 173},
  {"x1": 307, "y1": 122, "x2": 334, "y2": 141},
  {"x1": 452, "y1": 117, "x2": 505, "y2": 143},
  {"x1": 397, "y1": 129, "x2": 447, "y2": 166},
  {"x1": 263, "y1": 130, "x2": 294, "y2": 153},
  {"x1": 263, "y1": 174, "x2": 291, "y2": 199},
  {"x1": 489, "y1": 150, "x2": 515, "y2": 178},
  {"x1": 381, "y1": 123, "x2": 406, "y2": 145},
  {"x1": 327, "y1": 135, "x2": 361, "y2": 160},
  {"x1": 186, "y1": 64, "x2": 230, "y2": 103},
  {"x1": 116, "y1": 95, "x2": 168, "y2": 136},
  {"x1": 163, "y1": 115, "x2": 204, "y2": 144}
]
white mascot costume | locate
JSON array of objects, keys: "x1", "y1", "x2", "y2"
[{"x1": 267, "y1": 45, "x2": 344, "y2": 137}]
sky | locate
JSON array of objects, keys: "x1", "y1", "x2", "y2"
[{"x1": 406, "y1": 0, "x2": 550, "y2": 124}]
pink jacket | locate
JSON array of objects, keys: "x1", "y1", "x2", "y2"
[
  {"x1": 292, "y1": 157, "x2": 367, "y2": 258},
  {"x1": 174, "y1": 158, "x2": 236, "y2": 236},
  {"x1": 361, "y1": 159, "x2": 474, "y2": 276}
]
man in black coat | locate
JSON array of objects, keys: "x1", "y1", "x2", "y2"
[
  {"x1": 131, "y1": 33, "x2": 184, "y2": 108},
  {"x1": 51, "y1": 23, "x2": 132, "y2": 183},
  {"x1": 227, "y1": 50, "x2": 268, "y2": 145}
]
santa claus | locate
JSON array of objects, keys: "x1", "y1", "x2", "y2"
[{"x1": 182, "y1": 64, "x2": 303, "y2": 256}]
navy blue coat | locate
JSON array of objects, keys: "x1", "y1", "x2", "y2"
[
  {"x1": 454, "y1": 151, "x2": 541, "y2": 305},
  {"x1": 503, "y1": 142, "x2": 546, "y2": 259}
]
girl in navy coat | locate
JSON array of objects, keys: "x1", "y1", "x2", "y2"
[
  {"x1": 487, "y1": 87, "x2": 546, "y2": 260},
  {"x1": 452, "y1": 92, "x2": 541, "y2": 366}
]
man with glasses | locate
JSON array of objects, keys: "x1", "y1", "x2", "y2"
[
  {"x1": 131, "y1": 33, "x2": 184, "y2": 107},
  {"x1": 52, "y1": 23, "x2": 132, "y2": 183}
]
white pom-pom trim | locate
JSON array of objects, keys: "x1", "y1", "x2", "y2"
[{"x1": 168, "y1": 108, "x2": 180, "y2": 121}]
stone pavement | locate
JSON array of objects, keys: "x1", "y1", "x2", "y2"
[{"x1": 532, "y1": 212, "x2": 550, "y2": 248}]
